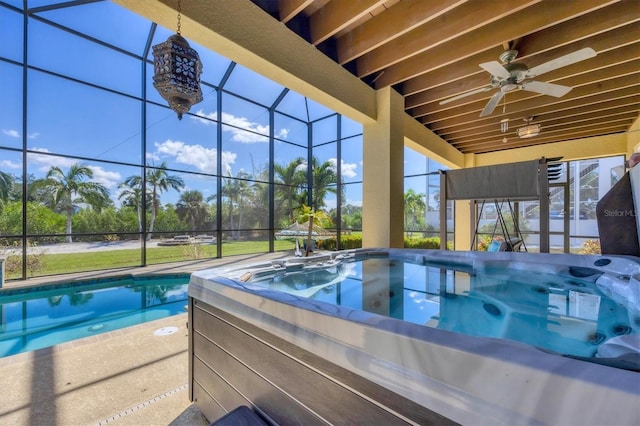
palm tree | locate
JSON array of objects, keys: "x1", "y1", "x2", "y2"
[
  {"x1": 274, "y1": 158, "x2": 306, "y2": 223},
  {"x1": 176, "y1": 189, "x2": 208, "y2": 230},
  {"x1": 118, "y1": 175, "x2": 145, "y2": 238},
  {"x1": 235, "y1": 172, "x2": 255, "y2": 234},
  {"x1": 0, "y1": 170, "x2": 12, "y2": 214},
  {"x1": 251, "y1": 168, "x2": 270, "y2": 227},
  {"x1": 404, "y1": 189, "x2": 426, "y2": 237},
  {"x1": 221, "y1": 177, "x2": 238, "y2": 237},
  {"x1": 310, "y1": 157, "x2": 337, "y2": 210},
  {"x1": 40, "y1": 163, "x2": 110, "y2": 243},
  {"x1": 145, "y1": 162, "x2": 184, "y2": 241},
  {"x1": 221, "y1": 171, "x2": 252, "y2": 239}
]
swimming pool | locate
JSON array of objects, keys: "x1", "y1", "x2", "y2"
[
  {"x1": 0, "y1": 274, "x2": 189, "y2": 357},
  {"x1": 188, "y1": 249, "x2": 640, "y2": 425}
]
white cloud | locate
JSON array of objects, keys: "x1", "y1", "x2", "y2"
[
  {"x1": 191, "y1": 109, "x2": 217, "y2": 125},
  {"x1": 29, "y1": 148, "x2": 77, "y2": 172},
  {"x1": 88, "y1": 166, "x2": 121, "y2": 189},
  {"x1": 329, "y1": 158, "x2": 358, "y2": 178},
  {"x1": 0, "y1": 130, "x2": 39, "y2": 139},
  {"x1": 295, "y1": 158, "x2": 357, "y2": 178},
  {"x1": 191, "y1": 109, "x2": 288, "y2": 143},
  {"x1": 27, "y1": 148, "x2": 121, "y2": 188},
  {"x1": 0, "y1": 159, "x2": 21, "y2": 170},
  {"x1": 154, "y1": 139, "x2": 236, "y2": 175},
  {"x1": 155, "y1": 140, "x2": 186, "y2": 156},
  {"x1": 146, "y1": 151, "x2": 161, "y2": 162},
  {"x1": 2, "y1": 129, "x2": 20, "y2": 138},
  {"x1": 220, "y1": 151, "x2": 236, "y2": 176},
  {"x1": 222, "y1": 122, "x2": 269, "y2": 143}
]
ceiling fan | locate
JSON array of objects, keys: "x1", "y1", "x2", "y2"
[{"x1": 440, "y1": 47, "x2": 597, "y2": 117}]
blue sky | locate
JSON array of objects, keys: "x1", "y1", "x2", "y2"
[{"x1": 0, "y1": 0, "x2": 441, "y2": 210}]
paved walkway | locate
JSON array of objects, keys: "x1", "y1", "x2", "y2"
[
  {"x1": 0, "y1": 252, "x2": 297, "y2": 425},
  {"x1": 0, "y1": 315, "x2": 202, "y2": 426}
]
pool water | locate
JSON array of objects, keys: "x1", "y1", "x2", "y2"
[
  {"x1": 247, "y1": 257, "x2": 636, "y2": 359},
  {"x1": 0, "y1": 274, "x2": 189, "y2": 357}
]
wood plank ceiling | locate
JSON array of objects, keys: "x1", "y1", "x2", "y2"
[{"x1": 250, "y1": 0, "x2": 640, "y2": 154}]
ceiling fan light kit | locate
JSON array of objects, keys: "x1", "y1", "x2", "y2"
[
  {"x1": 440, "y1": 47, "x2": 597, "y2": 117},
  {"x1": 517, "y1": 124, "x2": 541, "y2": 138},
  {"x1": 517, "y1": 117, "x2": 541, "y2": 138}
]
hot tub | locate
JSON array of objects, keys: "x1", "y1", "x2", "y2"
[{"x1": 188, "y1": 249, "x2": 640, "y2": 425}]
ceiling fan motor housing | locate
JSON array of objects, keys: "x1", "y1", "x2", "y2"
[
  {"x1": 499, "y1": 49, "x2": 519, "y2": 63},
  {"x1": 490, "y1": 62, "x2": 528, "y2": 92}
]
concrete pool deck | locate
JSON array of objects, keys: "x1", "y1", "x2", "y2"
[{"x1": 0, "y1": 251, "x2": 296, "y2": 425}]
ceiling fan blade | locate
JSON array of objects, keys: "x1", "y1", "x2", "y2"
[
  {"x1": 439, "y1": 86, "x2": 493, "y2": 105},
  {"x1": 479, "y1": 91, "x2": 505, "y2": 117},
  {"x1": 526, "y1": 47, "x2": 597, "y2": 78},
  {"x1": 521, "y1": 80, "x2": 572, "y2": 97},
  {"x1": 479, "y1": 61, "x2": 511, "y2": 79}
]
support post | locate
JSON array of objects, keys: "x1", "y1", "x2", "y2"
[
  {"x1": 362, "y1": 87, "x2": 405, "y2": 248},
  {"x1": 440, "y1": 171, "x2": 447, "y2": 250},
  {"x1": 539, "y1": 160, "x2": 550, "y2": 253}
]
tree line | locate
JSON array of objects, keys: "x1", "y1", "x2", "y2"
[
  {"x1": 0, "y1": 157, "x2": 367, "y2": 244},
  {"x1": 0, "y1": 158, "x2": 446, "y2": 245}
]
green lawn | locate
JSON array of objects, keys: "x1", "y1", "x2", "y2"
[{"x1": 5, "y1": 239, "x2": 297, "y2": 279}]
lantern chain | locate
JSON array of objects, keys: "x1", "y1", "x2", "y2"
[{"x1": 176, "y1": 0, "x2": 182, "y2": 35}]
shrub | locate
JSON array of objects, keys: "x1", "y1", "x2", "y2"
[
  {"x1": 2, "y1": 241, "x2": 47, "y2": 276},
  {"x1": 316, "y1": 235, "x2": 362, "y2": 250},
  {"x1": 403, "y1": 236, "x2": 441, "y2": 249},
  {"x1": 580, "y1": 239, "x2": 601, "y2": 254},
  {"x1": 317, "y1": 235, "x2": 448, "y2": 250}
]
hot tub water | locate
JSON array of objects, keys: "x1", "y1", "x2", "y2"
[{"x1": 242, "y1": 253, "x2": 638, "y2": 362}]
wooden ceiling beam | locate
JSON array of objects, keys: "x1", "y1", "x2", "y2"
[
  {"x1": 309, "y1": 0, "x2": 387, "y2": 45},
  {"x1": 411, "y1": 53, "x2": 640, "y2": 120},
  {"x1": 449, "y1": 113, "x2": 639, "y2": 146},
  {"x1": 437, "y1": 95, "x2": 640, "y2": 140},
  {"x1": 460, "y1": 125, "x2": 631, "y2": 153},
  {"x1": 244, "y1": 0, "x2": 638, "y2": 155},
  {"x1": 422, "y1": 69, "x2": 640, "y2": 127},
  {"x1": 336, "y1": 0, "x2": 468, "y2": 64},
  {"x1": 279, "y1": 0, "x2": 314, "y2": 23},
  {"x1": 423, "y1": 83, "x2": 640, "y2": 132},
  {"x1": 370, "y1": 0, "x2": 617, "y2": 87},
  {"x1": 406, "y1": 27, "x2": 640, "y2": 110},
  {"x1": 459, "y1": 123, "x2": 632, "y2": 153},
  {"x1": 401, "y1": 8, "x2": 640, "y2": 97},
  {"x1": 440, "y1": 99, "x2": 640, "y2": 140},
  {"x1": 355, "y1": 0, "x2": 538, "y2": 78},
  {"x1": 466, "y1": 131, "x2": 629, "y2": 153},
  {"x1": 515, "y1": 1, "x2": 640, "y2": 57}
]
